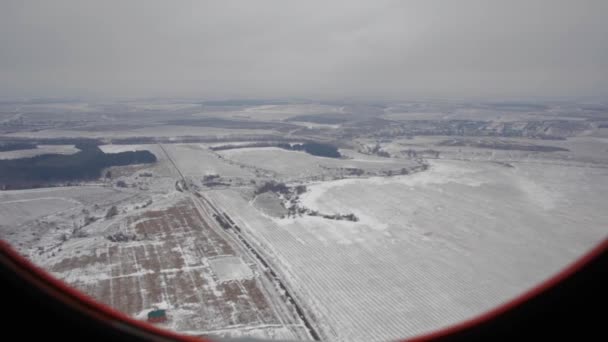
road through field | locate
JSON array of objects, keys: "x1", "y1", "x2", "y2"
[{"x1": 159, "y1": 143, "x2": 318, "y2": 340}]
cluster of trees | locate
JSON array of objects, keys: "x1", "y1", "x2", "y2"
[
  {"x1": 285, "y1": 204, "x2": 359, "y2": 222},
  {"x1": 210, "y1": 142, "x2": 277, "y2": 151},
  {"x1": 277, "y1": 142, "x2": 341, "y2": 158},
  {"x1": 203, "y1": 174, "x2": 220, "y2": 182},
  {"x1": 202, "y1": 174, "x2": 230, "y2": 187},
  {"x1": 345, "y1": 168, "x2": 364, "y2": 176},
  {"x1": 318, "y1": 213, "x2": 359, "y2": 222},
  {"x1": 0, "y1": 144, "x2": 156, "y2": 189},
  {"x1": 403, "y1": 149, "x2": 440, "y2": 158},
  {"x1": 211, "y1": 141, "x2": 342, "y2": 158},
  {"x1": 0, "y1": 142, "x2": 37, "y2": 152},
  {"x1": 364, "y1": 143, "x2": 391, "y2": 158},
  {"x1": 106, "y1": 232, "x2": 138, "y2": 243},
  {"x1": 255, "y1": 180, "x2": 290, "y2": 195}
]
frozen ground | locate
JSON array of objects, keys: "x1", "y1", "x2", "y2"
[
  {"x1": 197, "y1": 104, "x2": 344, "y2": 121},
  {"x1": 207, "y1": 159, "x2": 608, "y2": 341},
  {"x1": 252, "y1": 193, "x2": 287, "y2": 218},
  {"x1": 162, "y1": 144, "x2": 256, "y2": 180},
  {"x1": 0, "y1": 186, "x2": 138, "y2": 258},
  {"x1": 0, "y1": 196, "x2": 79, "y2": 227},
  {"x1": 377, "y1": 135, "x2": 608, "y2": 166},
  {"x1": 2, "y1": 99, "x2": 608, "y2": 341},
  {"x1": 0, "y1": 186, "x2": 131, "y2": 228},
  {"x1": 218, "y1": 147, "x2": 417, "y2": 181},
  {"x1": 4, "y1": 126, "x2": 278, "y2": 140},
  {"x1": 209, "y1": 256, "x2": 254, "y2": 282},
  {"x1": 3, "y1": 193, "x2": 310, "y2": 340}
]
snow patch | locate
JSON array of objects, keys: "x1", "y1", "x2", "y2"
[{"x1": 209, "y1": 256, "x2": 253, "y2": 282}]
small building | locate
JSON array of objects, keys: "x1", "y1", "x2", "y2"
[{"x1": 147, "y1": 309, "x2": 167, "y2": 323}]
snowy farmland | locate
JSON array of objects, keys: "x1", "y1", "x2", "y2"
[
  {"x1": 206, "y1": 160, "x2": 608, "y2": 341},
  {"x1": 162, "y1": 144, "x2": 256, "y2": 179},
  {"x1": 218, "y1": 147, "x2": 418, "y2": 182},
  {"x1": 2, "y1": 99, "x2": 608, "y2": 341},
  {"x1": 0, "y1": 186, "x2": 133, "y2": 228},
  {"x1": 10, "y1": 195, "x2": 311, "y2": 340}
]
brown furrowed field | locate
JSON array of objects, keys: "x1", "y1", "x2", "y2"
[{"x1": 46, "y1": 198, "x2": 306, "y2": 339}]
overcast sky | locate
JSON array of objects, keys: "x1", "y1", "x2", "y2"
[{"x1": 1, "y1": 0, "x2": 607, "y2": 100}]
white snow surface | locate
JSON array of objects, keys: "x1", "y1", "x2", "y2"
[
  {"x1": 207, "y1": 159, "x2": 608, "y2": 342},
  {"x1": 218, "y1": 147, "x2": 415, "y2": 181},
  {"x1": 0, "y1": 186, "x2": 131, "y2": 228},
  {"x1": 162, "y1": 143, "x2": 255, "y2": 178},
  {"x1": 209, "y1": 256, "x2": 254, "y2": 282}
]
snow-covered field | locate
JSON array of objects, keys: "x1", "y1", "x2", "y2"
[
  {"x1": 0, "y1": 197, "x2": 79, "y2": 227},
  {"x1": 3, "y1": 192, "x2": 310, "y2": 340},
  {"x1": 207, "y1": 160, "x2": 608, "y2": 341},
  {"x1": 4, "y1": 126, "x2": 277, "y2": 139},
  {"x1": 0, "y1": 186, "x2": 130, "y2": 228},
  {"x1": 2, "y1": 99, "x2": 607, "y2": 341},
  {"x1": 218, "y1": 147, "x2": 417, "y2": 181},
  {"x1": 99, "y1": 144, "x2": 178, "y2": 179},
  {"x1": 247, "y1": 104, "x2": 342, "y2": 119},
  {"x1": 0, "y1": 186, "x2": 138, "y2": 259},
  {"x1": 0, "y1": 145, "x2": 79, "y2": 160},
  {"x1": 209, "y1": 256, "x2": 254, "y2": 282},
  {"x1": 162, "y1": 144, "x2": 256, "y2": 179},
  {"x1": 3, "y1": 139, "x2": 606, "y2": 341},
  {"x1": 379, "y1": 135, "x2": 608, "y2": 166}
]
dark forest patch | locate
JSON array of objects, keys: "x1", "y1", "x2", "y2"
[
  {"x1": 437, "y1": 139, "x2": 569, "y2": 152},
  {"x1": 0, "y1": 142, "x2": 37, "y2": 152},
  {"x1": 0, "y1": 143, "x2": 156, "y2": 189},
  {"x1": 277, "y1": 142, "x2": 341, "y2": 158}
]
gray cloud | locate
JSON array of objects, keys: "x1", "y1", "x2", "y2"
[{"x1": 1, "y1": 0, "x2": 607, "y2": 99}]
